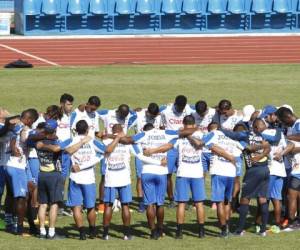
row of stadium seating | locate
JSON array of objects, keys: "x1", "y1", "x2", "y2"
[
  {"x1": 0, "y1": 0, "x2": 14, "y2": 13},
  {"x1": 14, "y1": 0, "x2": 300, "y2": 35}
]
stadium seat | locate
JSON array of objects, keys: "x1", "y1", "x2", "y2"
[
  {"x1": 182, "y1": 0, "x2": 202, "y2": 14},
  {"x1": 207, "y1": 0, "x2": 227, "y2": 14},
  {"x1": 272, "y1": 0, "x2": 292, "y2": 13},
  {"x1": 161, "y1": 0, "x2": 181, "y2": 14},
  {"x1": 24, "y1": 0, "x2": 41, "y2": 15},
  {"x1": 67, "y1": 0, "x2": 87, "y2": 15},
  {"x1": 115, "y1": 0, "x2": 133, "y2": 14},
  {"x1": 41, "y1": 0, "x2": 60, "y2": 15},
  {"x1": 251, "y1": 0, "x2": 271, "y2": 14},
  {"x1": 227, "y1": 0, "x2": 247, "y2": 14},
  {"x1": 136, "y1": 0, "x2": 155, "y2": 14},
  {"x1": 89, "y1": 0, "x2": 107, "y2": 15}
]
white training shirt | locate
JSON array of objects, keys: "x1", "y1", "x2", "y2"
[
  {"x1": 0, "y1": 123, "x2": 13, "y2": 167},
  {"x1": 174, "y1": 131, "x2": 205, "y2": 178},
  {"x1": 192, "y1": 108, "x2": 217, "y2": 133},
  {"x1": 133, "y1": 128, "x2": 178, "y2": 175},
  {"x1": 219, "y1": 110, "x2": 243, "y2": 130},
  {"x1": 287, "y1": 119, "x2": 300, "y2": 178},
  {"x1": 133, "y1": 108, "x2": 162, "y2": 133},
  {"x1": 57, "y1": 113, "x2": 72, "y2": 142}
]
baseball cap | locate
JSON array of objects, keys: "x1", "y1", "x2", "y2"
[
  {"x1": 44, "y1": 119, "x2": 57, "y2": 132},
  {"x1": 259, "y1": 105, "x2": 277, "y2": 119},
  {"x1": 242, "y1": 105, "x2": 255, "y2": 122}
]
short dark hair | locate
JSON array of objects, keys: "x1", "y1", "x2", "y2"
[
  {"x1": 118, "y1": 104, "x2": 130, "y2": 114},
  {"x1": 276, "y1": 107, "x2": 293, "y2": 120},
  {"x1": 195, "y1": 100, "x2": 207, "y2": 114},
  {"x1": 76, "y1": 120, "x2": 89, "y2": 135},
  {"x1": 218, "y1": 99, "x2": 232, "y2": 111},
  {"x1": 88, "y1": 96, "x2": 101, "y2": 107},
  {"x1": 183, "y1": 115, "x2": 195, "y2": 125},
  {"x1": 208, "y1": 121, "x2": 219, "y2": 131},
  {"x1": 36, "y1": 122, "x2": 46, "y2": 130},
  {"x1": 175, "y1": 95, "x2": 187, "y2": 108},
  {"x1": 112, "y1": 124, "x2": 123, "y2": 133},
  {"x1": 21, "y1": 108, "x2": 39, "y2": 122},
  {"x1": 147, "y1": 103, "x2": 159, "y2": 116},
  {"x1": 143, "y1": 123, "x2": 154, "y2": 131},
  {"x1": 46, "y1": 105, "x2": 63, "y2": 120},
  {"x1": 60, "y1": 93, "x2": 74, "y2": 104}
]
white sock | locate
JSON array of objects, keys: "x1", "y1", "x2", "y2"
[
  {"x1": 40, "y1": 227, "x2": 46, "y2": 236},
  {"x1": 48, "y1": 227, "x2": 55, "y2": 237}
]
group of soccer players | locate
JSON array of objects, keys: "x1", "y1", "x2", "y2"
[{"x1": 0, "y1": 93, "x2": 300, "y2": 241}]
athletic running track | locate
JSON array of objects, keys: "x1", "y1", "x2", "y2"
[{"x1": 1, "y1": 35, "x2": 300, "y2": 67}]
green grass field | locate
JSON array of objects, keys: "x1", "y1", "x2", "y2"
[{"x1": 0, "y1": 64, "x2": 300, "y2": 250}]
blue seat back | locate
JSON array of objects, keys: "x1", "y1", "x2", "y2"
[
  {"x1": 228, "y1": 0, "x2": 246, "y2": 14},
  {"x1": 24, "y1": 0, "x2": 41, "y2": 15},
  {"x1": 41, "y1": 0, "x2": 60, "y2": 15},
  {"x1": 208, "y1": 0, "x2": 227, "y2": 14},
  {"x1": 136, "y1": 0, "x2": 155, "y2": 14},
  {"x1": 161, "y1": 0, "x2": 181, "y2": 14},
  {"x1": 89, "y1": 0, "x2": 107, "y2": 14},
  {"x1": 115, "y1": 0, "x2": 133, "y2": 14},
  {"x1": 272, "y1": 0, "x2": 291, "y2": 13},
  {"x1": 182, "y1": 0, "x2": 202, "y2": 14},
  {"x1": 251, "y1": 0, "x2": 271, "y2": 13},
  {"x1": 67, "y1": 0, "x2": 87, "y2": 14}
]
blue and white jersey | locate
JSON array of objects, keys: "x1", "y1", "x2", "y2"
[
  {"x1": 29, "y1": 115, "x2": 46, "y2": 158},
  {"x1": 192, "y1": 108, "x2": 217, "y2": 134},
  {"x1": 98, "y1": 109, "x2": 137, "y2": 134},
  {"x1": 57, "y1": 113, "x2": 72, "y2": 142},
  {"x1": 132, "y1": 128, "x2": 178, "y2": 175},
  {"x1": 70, "y1": 108, "x2": 100, "y2": 138},
  {"x1": 160, "y1": 103, "x2": 194, "y2": 130},
  {"x1": 102, "y1": 139, "x2": 161, "y2": 187},
  {"x1": 287, "y1": 119, "x2": 300, "y2": 178},
  {"x1": 174, "y1": 131, "x2": 205, "y2": 178},
  {"x1": 204, "y1": 130, "x2": 244, "y2": 177},
  {"x1": 261, "y1": 129, "x2": 287, "y2": 177},
  {"x1": 66, "y1": 135, "x2": 105, "y2": 185},
  {"x1": 133, "y1": 108, "x2": 162, "y2": 133},
  {"x1": 0, "y1": 123, "x2": 14, "y2": 166},
  {"x1": 6, "y1": 124, "x2": 29, "y2": 170},
  {"x1": 219, "y1": 110, "x2": 243, "y2": 130}
]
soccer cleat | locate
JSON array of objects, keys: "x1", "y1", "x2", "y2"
[
  {"x1": 102, "y1": 234, "x2": 109, "y2": 240},
  {"x1": 138, "y1": 202, "x2": 145, "y2": 213},
  {"x1": 97, "y1": 203, "x2": 105, "y2": 214},
  {"x1": 39, "y1": 234, "x2": 47, "y2": 240},
  {"x1": 47, "y1": 234, "x2": 65, "y2": 240},
  {"x1": 175, "y1": 229, "x2": 183, "y2": 239},
  {"x1": 258, "y1": 231, "x2": 267, "y2": 237},
  {"x1": 281, "y1": 219, "x2": 289, "y2": 228},
  {"x1": 198, "y1": 228, "x2": 205, "y2": 238},
  {"x1": 231, "y1": 230, "x2": 245, "y2": 237},
  {"x1": 219, "y1": 230, "x2": 229, "y2": 238},
  {"x1": 255, "y1": 225, "x2": 261, "y2": 234},
  {"x1": 79, "y1": 232, "x2": 86, "y2": 240},
  {"x1": 168, "y1": 200, "x2": 176, "y2": 209},
  {"x1": 150, "y1": 230, "x2": 159, "y2": 240},
  {"x1": 89, "y1": 227, "x2": 97, "y2": 239},
  {"x1": 123, "y1": 234, "x2": 133, "y2": 240},
  {"x1": 268, "y1": 225, "x2": 281, "y2": 234},
  {"x1": 282, "y1": 221, "x2": 300, "y2": 232}
]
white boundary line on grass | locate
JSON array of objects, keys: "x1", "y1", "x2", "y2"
[
  {"x1": 1, "y1": 32, "x2": 300, "y2": 40},
  {"x1": 0, "y1": 43, "x2": 60, "y2": 66}
]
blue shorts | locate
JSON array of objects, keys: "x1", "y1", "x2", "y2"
[
  {"x1": 211, "y1": 175, "x2": 235, "y2": 202},
  {"x1": 104, "y1": 184, "x2": 132, "y2": 204},
  {"x1": 135, "y1": 157, "x2": 143, "y2": 178},
  {"x1": 175, "y1": 177, "x2": 206, "y2": 202},
  {"x1": 0, "y1": 166, "x2": 6, "y2": 196},
  {"x1": 142, "y1": 173, "x2": 167, "y2": 206},
  {"x1": 67, "y1": 180, "x2": 96, "y2": 209},
  {"x1": 236, "y1": 156, "x2": 243, "y2": 177},
  {"x1": 100, "y1": 158, "x2": 106, "y2": 176},
  {"x1": 268, "y1": 175, "x2": 283, "y2": 200},
  {"x1": 202, "y1": 152, "x2": 211, "y2": 172},
  {"x1": 61, "y1": 151, "x2": 71, "y2": 179},
  {"x1": 6, "y1": 167, "x2": 28, "y2": 198},
  {"x1": 167, "y1": 147, "x2": 178, "y2": 174},
  {"x1": 28, "y1": 158, "x2": 40, "y2": 185}
]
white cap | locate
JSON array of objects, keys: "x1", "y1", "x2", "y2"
[
  {"x1": 242, "y1": 105, "x2": 255, "y2": 122},
  {"x1": 281, "y1": 104, "x2": 294, "y2": 113}
]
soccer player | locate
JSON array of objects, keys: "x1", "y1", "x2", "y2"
[
  {"x1": 70, "y1": 96, "x2": 102, "y2": 138},
  {"x1": 276, "y1": 107, "x2": 300, "y2": 230},
  {"x1": 260, "y1": 105, "x2": 279, "y2": 129},
  {"x1": 65, "y1": 120, "x2": 122, "y2": 240},
  {"x1": 132, "y1": 103, "x2": 162, "y2": 212},
  {"x1": 160, "y1": 95, "x2": 194, "y2": 208},
  {"x1": 102, "y1": 124, "x2": 165, "y2": 240},
  {"x1": 6, "y1": 108, "x2": 39, "y2": 235},
  {"x1": 217, "y1": 99, "x2": 243, "y2": 130}
]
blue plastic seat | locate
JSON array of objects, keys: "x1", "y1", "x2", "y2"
[
  {"x1": 182, "y1": 0, "x2": 202, "y2": 14},
  {"x1": 251, "y1": 0, "x2": 271, "y2": 13},
  {"x1": 208, "y1": 0, "x2": 227, "y2": 14},
  {"x1": 41, "y1": 0, "x2": 60, "y2": 15},
  {"x1": 67, "y1": 0, "x2": 87, "y2": 15},
  {"x1": 24, "y1": 0, "x2": 41, "y2": 15},
  {"x1": 136, "y1": 0, "x2": 155, "y2": 14},
  {"x1": 273, "y1": 0, "x2": 291, "y2": 13},
  {"x1": 89, "y1": 0, "x2": 107, "y2": 14},
  {"x1": 115, "y1": 0, "x2": 133, "y2": 14},
  {"x1": 161, "y1": 0, "x2": 180, "y2": 14},
  {"x1": 227, "y1": 0, "x2": 246, "y2": 14}
]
